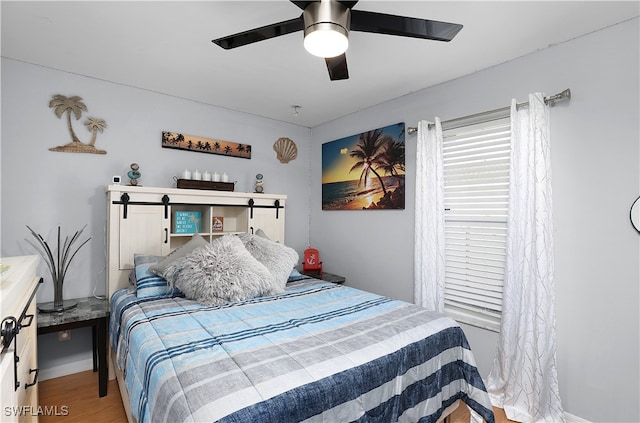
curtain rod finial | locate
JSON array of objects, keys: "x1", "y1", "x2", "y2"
[{"x1": 546, "y1": 88, "x2": 571, "y2": 106}]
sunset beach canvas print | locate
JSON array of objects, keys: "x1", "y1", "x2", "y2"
[{"x1": 322, "y1": 123, "x2": 405, "y2": 210}]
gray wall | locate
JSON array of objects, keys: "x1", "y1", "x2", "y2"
[
  {"x1": 2, "y1": 17, "x2": 638, "y2": 423},
  {"x1": 310, "y1": 18, "x2": 639, "y2": 422},
  {"x1": 1, "y1": 58, "x2": 312, "y2": 375}
]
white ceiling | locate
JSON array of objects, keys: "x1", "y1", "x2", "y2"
[{"x1": 2, "y1": 1, "x2": 638, "y2": 127}]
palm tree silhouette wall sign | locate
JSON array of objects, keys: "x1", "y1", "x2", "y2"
[
  {"x1": 161, "y1": 131, "x2": 251, "y2": 159},
  {"x1": 48, "y1": 94, "x2": 107, "y2": 154}
]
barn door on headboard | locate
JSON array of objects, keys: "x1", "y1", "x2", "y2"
[
  {"x1": 118, "y1": 205, "x2": 170, "y2": 269},
  {"x1": 249, "y1": 207, "x2": 285, "y2": 243}
]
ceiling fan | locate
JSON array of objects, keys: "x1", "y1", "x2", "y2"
[{"x1": 212, "y1": 0, "x2": 463, "y2": 81}]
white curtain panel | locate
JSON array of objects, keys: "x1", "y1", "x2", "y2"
[
  {"x1": 486, "y1": 93, "x2": 564, "y2": 422},
  {"x1": 414, "y1": 119, "x2": 445, "y2": 311}
]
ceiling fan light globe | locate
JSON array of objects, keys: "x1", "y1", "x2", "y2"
[{"x1": 304, "y1": 24, "x2": 349, "y2": 58}]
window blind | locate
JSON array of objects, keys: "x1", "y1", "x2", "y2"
[{"x1": 442, "y1": 117, "x2": 510, "y2": 332}]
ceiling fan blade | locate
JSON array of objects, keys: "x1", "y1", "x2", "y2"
[
  {"x1": 350, "y1": 10, "x2": 463, "y2": 42},
  {"x1": 212, "y1": 16, "x2": 304, "y2": 49},
  {"x1": 290, "y1": 1, "x2": 359, "y2": 11},
  {"x1": 325, "y1": 54, "x2": 349, "y2": 81}
]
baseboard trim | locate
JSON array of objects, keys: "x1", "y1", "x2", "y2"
[
  {"x1": 565, "y1": 411, "x2": 591, "y2": 423},
  {"x1": 38, "y1": 358, "x2": 94, "y2": 381}
]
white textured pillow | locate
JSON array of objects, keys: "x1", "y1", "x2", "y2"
[
  {"x1": 255, "y1": 228, "x2": 269, "y2": 239},
  {"x1": 162, "y1": 235, "x2": 274, "y2": 305},
  {"x1": 237, "y1": 233, "x2": 299, "y2": 293},
  {"x1": 149, "y1": 233, "x2": 208, "y2": 277}
]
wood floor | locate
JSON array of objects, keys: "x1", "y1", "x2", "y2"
[
  {"x1": 38, "y1": 371, "x2": 126, "y2": 423},
  {"x1": 39, "y1": 370, "x2": 515, "y2": 423},
  {"x1": 447, "y1": 402, "x2": 516, "y2": 423}
]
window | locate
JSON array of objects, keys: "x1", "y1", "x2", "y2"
[{"x1": 442, "y1": 116, "x2": 511, "y2": 332}]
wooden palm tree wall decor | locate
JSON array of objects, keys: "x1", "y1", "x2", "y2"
[
  {"x1": 48, "y1": 94, "x2": 107, "y2": 154},
  {"x1": 161, "y1": 131, "x2": 251, "y2": 159}
]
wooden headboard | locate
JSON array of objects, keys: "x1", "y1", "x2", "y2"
[{"x1": 105, "y1": 185, "x2": 287, "y2": 300}]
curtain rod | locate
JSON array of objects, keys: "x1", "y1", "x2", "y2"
[{"x1": 407, "y1": 88, "x2": 571, "y2": 135}]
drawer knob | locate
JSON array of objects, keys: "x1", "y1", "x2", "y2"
[{"x1": 1, "y1": 316, "x2": 18, "y2": 351}]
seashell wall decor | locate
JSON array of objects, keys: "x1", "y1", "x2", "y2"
[{"x1": 273, "y1": 137, "x2": 297, "y2": 163}]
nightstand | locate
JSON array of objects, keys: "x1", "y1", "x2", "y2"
[
  {"x1": 37, "y1": 296, "x2": 109, "y2": 397},
  {"x1": 302, "y1": 271, "x2": 346, "y2": 284}
]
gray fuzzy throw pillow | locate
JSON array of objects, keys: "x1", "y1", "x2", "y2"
[
  {"x1": 162, "y1": 235, "x2": 274, "y2": 305},
  {"x1": 237, "y1": 233, "x2": 299, "y2": 293},
  {"x1": 149, "y1": 233, "x2": 208, "y2": 277}
]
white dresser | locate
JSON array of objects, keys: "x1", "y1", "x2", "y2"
[{"x1": 0, "y1": 255, "x2": 41, "y2": 423}]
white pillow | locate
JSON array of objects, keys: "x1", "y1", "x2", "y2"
[
  {"x1": 162, "y1": 235, "x2": 274, "y2": 305},
  {"x1": 237, "y1": 233, "x2": 299, "y2": 293},
  {"x1": 150, "y1": 233, "x2": 208, "y2": 276}
]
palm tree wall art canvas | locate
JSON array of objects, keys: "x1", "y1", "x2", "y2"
[
  {"x1": 322, "y1": 123, "x2": 405, "y2": 210},
  {"x1": 162, "y1": 131, "x2": 251, "y2": 159},
  {"x1": 48, "y1": 94, "x2": 107, "y2": 154}
]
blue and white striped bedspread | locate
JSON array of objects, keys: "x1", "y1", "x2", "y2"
[{"x1": 110, "y1": 279, "x2": 494, "y2": 423}]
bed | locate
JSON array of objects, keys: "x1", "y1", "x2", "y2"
[
  {"x1": 105, "y1": 186, "x2": 494, "y2": 423},
  {"x1": 110, "y1": 266, "x2": 494, "y2": 422}
]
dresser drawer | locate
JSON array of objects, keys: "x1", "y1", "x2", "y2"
[
  {"x1": 16, "y1": 336, "x2": 38, "y2": 423},
  {"x1": 0, "y1": 256, "x2": 40, "y2": 423}
]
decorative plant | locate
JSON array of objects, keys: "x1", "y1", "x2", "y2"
[{"x1": 26, "y1": 225, "x2": 91, "y2": 310}]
